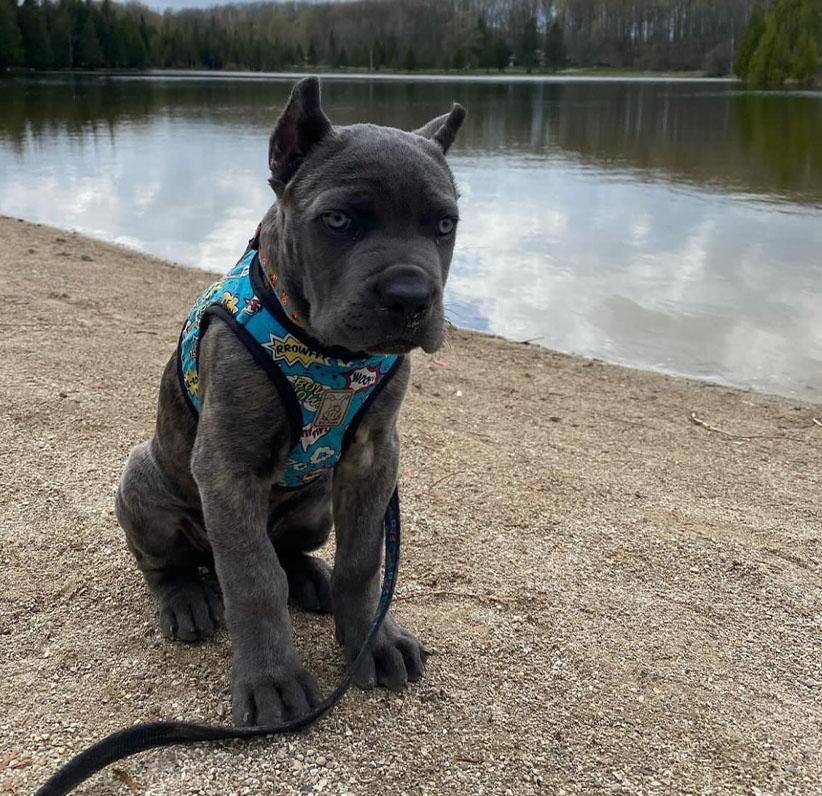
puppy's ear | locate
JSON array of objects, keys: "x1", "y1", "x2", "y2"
[
  {"x1": 269, "y1": 77, "x2": 332, "y2": 193},
  {"x1": 412, "y1": 103, "x2": 466, "y2": 154}
]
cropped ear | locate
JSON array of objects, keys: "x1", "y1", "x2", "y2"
[
  {"x1": 269, "y1": 77, "x2": 332, "y2": 193},
  {"x1": 412, "y1": 103, "x2": 466, "y2": 154}
]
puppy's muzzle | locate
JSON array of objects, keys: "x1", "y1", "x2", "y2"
[{"x1": 375, "y1": 267, "x2": 436, "y2": 330}]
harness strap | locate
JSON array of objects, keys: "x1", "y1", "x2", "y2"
[{"x1": 35, "y1": 489, "x2": 402, "y2": 796}]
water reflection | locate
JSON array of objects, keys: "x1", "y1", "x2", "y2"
[
  {"x1": 0, "y1": 73, "x2": 820, "y2": 400},
  {"x1": 452, "y1": 161, "x2": 822, "y2": 397},
  {"x1": 734, "y1": 93, "x2": 822, "y2": 199}
]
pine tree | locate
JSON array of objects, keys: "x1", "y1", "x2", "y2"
[
  {"x1": 385, "y1": 31, "x2": 397, "y2": 69},
  {"x1": 519, "y1": 15, "x2": 538, "y2": 72},
  {"x1": 545, "y1": 20, "x2": 565, "y2": 71},
  {"x1": 745, "y1": 0, "x2": 822, "y2": 86},
  {"x1": 494, "y1": 37, "x2": 508, "y2": 72},
  {"x1": 418, "y1": 45, "x2": 434, "y2": 69},
  {"x1": 280, "y1": 44, "x2": 296, "y2": 69},
  {"x1": 790, "y1": 30, "x2": 819, "y2": 82},
  {"x1": 476, "y1": 17, "x2": 492, "y2": 70},
  {"x1": 773, "y1": 24, "x2": 792, "y2": 83},
  {"x1": 18, "y1": 0, "x2": 53, "y2": 68},
  {"x1": 47, "y1": 4, "x2": 74, "y2": 69},
  {"x1": 138, "y1": 14, "x2": 150, "y2": 58},
  {"x1": 77, "y1": 13, "x2": 103, "y2": 67},
  {"x1": 97, "y1": 0, "x2": 125, "y2": 68},
  {"x1": 403, "y1": 46, "x2": 417, "y2": 71},
  {"x1": 734, "y1": 5, "x2": 765, "y2": 78},
  {"x1": 353, "y1": 43, "x2": 368, "y2": 68},
  {"x1": 372, "y1": 38, "x2": 384, "y2": 70},
  {"x1": 122, "y1": 15, "x2": 147, "y2": 68},
  {"x1": 0, "y1": 0, "x2": 25, "y2": 68}
]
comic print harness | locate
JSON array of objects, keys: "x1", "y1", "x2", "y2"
[{"x1": 178, "y1": 240, "x2": 401, "y2": 488}]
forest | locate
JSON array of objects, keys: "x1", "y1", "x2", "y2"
[
  {"x1": 0, "y1": 0, "x2": 818, "y2": 82},
  {"x1": 734, "y1": 0, "x2": 821, "y2": 85}
]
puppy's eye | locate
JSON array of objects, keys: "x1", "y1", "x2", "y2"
[
  {"x1": 322, "y1": 211, "x2": 352, "y2": 232},
  {"x1": 437, "y1": 217, "x2": 456, "y2": 236}
]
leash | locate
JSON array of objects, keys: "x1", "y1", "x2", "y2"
[{"x1": 35, "y1": 489, "x2": 402, "y2": 796}]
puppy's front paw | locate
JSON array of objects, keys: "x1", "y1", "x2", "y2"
[
  {"x1": 343, "y1": 619, "x2": 429, "y2": 692},
  {"x1": 231, "y1": 657, "x2": 323, "y2": 726}
]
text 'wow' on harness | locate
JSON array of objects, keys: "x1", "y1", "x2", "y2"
[{"x1": 178, "y1": 236, "x2": 401, "y2": 488}]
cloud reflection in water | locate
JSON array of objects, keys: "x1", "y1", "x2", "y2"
[
  {"x1": 0, "y1": 76, "x2": 820, "y2": 401},
  {"x1": 450, "y1": 157, "x2": 822, "y2": 399}
]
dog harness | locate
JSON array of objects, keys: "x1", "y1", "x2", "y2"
[{"x1": 178, "y1": 235, "x2": 401, "y2": 488}]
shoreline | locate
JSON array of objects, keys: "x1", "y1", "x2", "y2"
[
  {"x1": 1, "y1": 216, "x2": 820, "y2": 795},
  {"x1": 3, "y1": 212, "x2": 811, "y2": 407},
  {"x1": 5, "y1": 67, "x2": 733, "y2": 83}
]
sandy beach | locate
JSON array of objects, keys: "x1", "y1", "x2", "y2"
[{"x1": 1, "y1": 215, "x2": 820, "y2": 795}]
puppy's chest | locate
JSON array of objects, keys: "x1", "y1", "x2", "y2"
[{"x1": 178, "y1": 246, "x2": 400, "y2": 488}]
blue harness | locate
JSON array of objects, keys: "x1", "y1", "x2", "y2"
[{"x1": 178, "y1": 237, "x2": 401, "y2": 488}]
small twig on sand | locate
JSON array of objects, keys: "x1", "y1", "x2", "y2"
[
  {"x1": 429, "y1": 471, "x2": 467, "y2": 490},
  {"x1": 518, "y1": 336, "x2": 544, "y2": 345},
  {"x1": 112, "y1": 769, "x2": 139, "y2": 794},
  {"x1": 0, "y1": 753, "x2": 19, "y2": 774},
  {"x1": 689, "y1": 411, "x2": 739, "y2": 436},
  {"x1": 396, "y1": 589, "x2": 517, "y2": 605},
  {"x1": 688, "y1": 412, "x2": 804, "y2": 443},
  {"x1": 812, "y1": 417, "x2": 822, "y2": 427},
  {"x1": 601, "y1": 413, "x2": 647, "y2": 429}
]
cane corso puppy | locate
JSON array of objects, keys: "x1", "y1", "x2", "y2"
[{"x1": 115, "y1": 77, "x2": 465, "y2": 726}]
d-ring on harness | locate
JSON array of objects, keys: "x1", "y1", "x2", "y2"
[{"x1": 35, "y1": 489, "x2": 402, "y2": 796}]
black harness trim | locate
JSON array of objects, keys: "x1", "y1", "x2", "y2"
[{"x1": 197, "y1": 304, "x2": 304, "y2": 451}]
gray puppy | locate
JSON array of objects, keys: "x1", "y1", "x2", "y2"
[{"x1": 115, "y1": 77, "x2": 465, "y2": 726}]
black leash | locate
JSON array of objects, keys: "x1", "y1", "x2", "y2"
[{"x1": 35, "y1": 489, "x2": 402, "y2": 796}]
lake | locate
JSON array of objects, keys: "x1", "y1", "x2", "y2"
[{"x1": 1, "y1": 72, "x2": 820, "y2": 401}]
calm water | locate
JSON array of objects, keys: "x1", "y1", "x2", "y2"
[{"x1": 1, "y1": 72, "x2": 821, "y2": 401}]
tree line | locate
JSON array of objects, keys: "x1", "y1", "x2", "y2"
[
  {"x1": 734, "y1": 0, "x2": 821, "y2": 86},
  {"x1": 0, "y1": 0, "x2": 769, "y2": 75}
]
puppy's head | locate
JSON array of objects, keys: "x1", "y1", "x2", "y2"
[{"x1": 266, "y1": 77, "x2": 465, "y2": 355}]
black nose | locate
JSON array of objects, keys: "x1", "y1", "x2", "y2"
[{"x1": 377, "y1": 276, "x2": 434, "y2": 324}]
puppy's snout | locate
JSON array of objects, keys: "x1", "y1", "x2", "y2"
[{"x1": 376, "y1": 270, "x2": 435, "y2": 325}]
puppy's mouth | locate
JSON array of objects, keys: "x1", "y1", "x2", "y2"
[
  {"x1": 364, "y1": 337, "x2": 420, "y2": 355},
  {"x1": 305, "y1": 298, "x2": 446, "y2": 357},
  {"x1": 309, "y1": 323, "x2": 427, "y2": 356},
  {"x1": 362, "y1": 321, "x2": 446, "y2": 355}
]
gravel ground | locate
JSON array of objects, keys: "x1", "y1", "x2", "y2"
[{"x1": 1, "y1": 215, "x2": 820, "y2": 796}]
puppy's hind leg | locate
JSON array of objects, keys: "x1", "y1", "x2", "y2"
[
  {"x1": 115, "y1": 440, "x2": 223, "y2": 642},
  {"x1": 280, "y1": 552, "x2": 333, "y2": 614},
  {"x1": 269, "y1": 478, "x2": 334, "y2": 615}
]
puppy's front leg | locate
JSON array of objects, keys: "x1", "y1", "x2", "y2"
[
  {"x1": 332, "y1": 362, "x2": 428, "y2": 691},
  {"x1": 192, "y1": 321, "x2": 320, "y2": 725}
]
